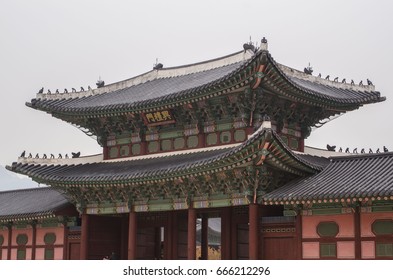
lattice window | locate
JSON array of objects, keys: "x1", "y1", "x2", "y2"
[
  {"x1": 44, "y1": 233, "x2": 56, "y2": 260},
  {"x1": 376, "y1": 243, "x2": 393, "y2": 257},
  {"x1": 372, "y1": 220, "x2": 393, "y2": 235},
  {"x1": 317, "y1": 222, "x2": 339, "y2": 237},
  {"x1": 320, "y1": 243, "x2": 336, "y2": 258}
]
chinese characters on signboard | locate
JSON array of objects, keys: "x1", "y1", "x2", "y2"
[{"x1": 143, "y1": 110, "x2": 175, "y2": 126}]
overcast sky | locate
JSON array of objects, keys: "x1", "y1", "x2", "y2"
[{"x1": 1, "y1": 0, "x2": 392, "y2": 169}]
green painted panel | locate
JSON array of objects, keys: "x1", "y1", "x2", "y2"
[
  {"x1": 220, "y1": 131, "x2": 232, "y2": 144},
  {"x1": 17, "y1": 249, "x2": 26, "y2": 260},
  {"x1": 209, "y1": 199, "x2": 231, "y2": 208},
  {"x1": 109, "y1": 147, "x2": 119, "y2": 158},
  {"x1": 317, "y1": 222, "x2": 339, "y2": 237},
  {"x1": 372, "y1": 220, "x2": 393, "y2": 235},
  {"x1": 120, "y1": 145, "x2": 130, "y2": 157},
  {"x1": 41, "y1": 222, "x2": 59, "y2": 228},
  {"x1": 376, "y1": 243, "x2": 393, "y2": 256},
  {"x1": 187, "y1": 136, "x2": 198, "y2": 148},
  {"x1": 216, "y1": 123, "x2": 232, "y2": 131},
  {"x1": 311, "y1": 208, "x2": 342, "y2": 215},
  {"x1": 159, "y1": 130, "x2": 183, "y2": 139},
  {"x1": 320, "y1": 243, "x2": 336, "y2": 257},
  {"x1": 44, "y1": 248, "x2": 54, "y2": 260},
  {"x1": 290, "y1": 138, "x2": 299, "y2": 150},
  {"x1": 372, "y1": 205, "x2": 393, "y2": 212},
  {"x1": 283, "y1": 210, "x2": 297, "y2": 217},
  {"x1": 161, "y1": 139, "x2": 172, "y2": 151},
  {"x1": 206, "y1": 133, "x2": 218, "y2": 146},
  {"x1": 148, "y1": 141, "x2": 159, "y2": 153},
  {"x1": 131, "y1": 144, "x2": 141, "y2": 155},
  {"x1": 117, "y1": 138, "x2": 131, "y2": 145},
  {"x1": 148, "y1": 204, "x2": 173, "y2": 211},
  {"x1": 16, "y1": 234, "x2": 28, "y2": 245},
  {"x1": 174, "y1": 138, "x2": 185, "y2": 150},
  {"x1": 44, "y1": 233, "x2": 56, "y2": 245},
  {"x1": 234, "y1": 129, "x2": 246, "y2": 142}
]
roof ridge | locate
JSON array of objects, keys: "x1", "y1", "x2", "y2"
[
  {"x1": 331, "y1": 151, "x2": 393, "y2": 161},
  {"x1": 276, "y1": 61, "x2": 376, "y2": 92},
  {"x1": 34, "y1": 50, "x2": 253, "y2": 102},
  {"x1": 0, "y1": 186, "x2": 55, "y2": 195}
]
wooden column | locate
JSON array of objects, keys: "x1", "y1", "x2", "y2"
[
  {"x1": 201, "y1": 215, "x2": 208, "y2": 260},
  {"x1": 128, "y1": 211, "x2": 137, "y2": 260},
  {"x1": 164, "y1": 212, "x2": 173, "y2": 260},
  {"x1": 31, "y1": 221, "x2": 37, "y2": 260},
  {"x1": 249, "y1": 203, "x2": 259, "y2": 260},
  {"x1": 80, "y1": 214, "x2": 89, "y2": 260},
  {"x1": 296, "y1": 210, "x2": 303, "y2": 260},
  {"x1": 7, "y1": 223, "x2": 12, "y2": 260},
  {"x1": 221, "y1": 207, "x2": 231, "y2": 260},
  {"x1": 120, "y1": 216, "x2": 128, "y2": 260},
  {"x1": 187, "y1": 207, "x2": 196, "y2": 260},
  {"x1": 63, "y1": 221, "x2": 68, "y2": 260},
  {"x1": 354, "y1": 205, "x2": 361, "y2": 259}
]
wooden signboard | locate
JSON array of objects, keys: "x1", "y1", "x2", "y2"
[{"x1": 142, "y1": 110, "x2": 176, "y2": 127}]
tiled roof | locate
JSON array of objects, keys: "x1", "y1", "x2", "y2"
[
  {"x1": 8, "y1": 126, "x2": 324, "y2": 186},
  {"x1": 262, "y1": 152, "x2": 393, "y2": 204},
  {"x1": 0, "y1": 187, "x2": 70, "y2": 222},
  {"x1": 27, "y1": 48, "x2": 384, "y2": 117}
]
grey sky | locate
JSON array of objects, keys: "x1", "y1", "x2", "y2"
[{"x1": 1, "y1": 0, "x2": 392, "y2": 168}]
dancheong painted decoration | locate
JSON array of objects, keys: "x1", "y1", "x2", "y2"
[{"x1": 2, "y1": 37, "x2": 392, "y2": 260}]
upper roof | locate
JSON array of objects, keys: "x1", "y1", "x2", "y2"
[
  {"x1": 262, "y1": 152, "x2": 393, "y2": 205},
  {"x1": 0, "y1": 187, "x2": 71, "y2": 222},
  {"x1": 27, "y1": 43, "x2": 384, "y2": 118}
]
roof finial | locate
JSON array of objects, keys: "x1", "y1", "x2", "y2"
[
  {"x1": 243, "y1": 36, "x2": 256, "y2": 53},
  {"x1": 153, "y1": 58, "x2": 163, "y2": 70},
  {"x1": 260, "y1": 37, "x2": 268, "y2": 51},
  {"x1": 96, "y1": 76, "x2": 105, "y2": 88},
  {"x1": 304, "y1": 63, "x2": 313, "y2": 75}
]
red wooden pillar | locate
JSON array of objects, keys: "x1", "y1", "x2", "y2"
[
  {"x1": 187, "y1": 207, "x2": 196, "y2": 260},
  {"x1": 221, "y1": 207, "x2": 231, "y2": 260},
  {"x1": 63, "y1": 221, "x2": 68, "y2": 260},
  {"x1": 249, "y1": 203, "x2": 259, "y2": 260},
  {"x1": 7, "y1": 223, "x2": 12, "y2": 260},
  {"x1": 31, "y1": 221, "x2": 37, "y2": 260},
  {"x1": 201, "y1": 215, "x2": 208, "y2": 260},
  {"x1": 164, "y1": 212, "x2": 173, "y2": 260},
  {"x1": 296, "y1": 210, "x2": 303, "y2": 260},
  {"x1": 354, "y1": 205, "x2": 361, "y2": 259},
  {"x1": 128, "y1": 211, "x2": 137, "y2": 260},
  {"x1": 80, "y1": 214, "x2": 89, "y2": 260}
]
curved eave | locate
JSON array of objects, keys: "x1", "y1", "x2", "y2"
[
  {"x1": 7, "y1": 126, "x2": 320, "y2": 187},
  {"x1": 263, "y1": 53, "x2": 385, "y2": 109}
]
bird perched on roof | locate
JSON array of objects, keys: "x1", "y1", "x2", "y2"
[
  {"x1": 50, "y1": 154, "x2": 55, "y2": 159},
  {"x1": 35, "y1": 153, "x2": 39, "y2": 159},
  {"x1": 72, "y1": 152, "x2": 81, "y2": 158},
  {"x1": 361, "y1": 148, "x2": 365, "y2": 153},
  {"x1": 38, "y1": 87, "x2": 44, "y2": 94},
  {"x1": 351, "y1": 80, "x2": 355, "y2": 85},
  {"x1": 359, "y1": 80, "x2": 363, "y2": 86},
  {"x1": 20, "y1": 151, "x2": 26, "y2": 158},
  {"x1": 353, "y1": 148, "x2": 358, "y2": 154},
  {"x1": 55, "y1": 89, "x2": 59, "y2": 94},
  {"x1": 65, "y1": 154, "x2": 69, "y2": 159},
  {"x1": 43, "y1": 154, "x2": 47, "y2": 159},
  {"x1": 88, "y1": 86, "x2": 92, "y2": 90},
  {"x1": 318, "y1": 73, "x2": 322, "y2": 78},
  {"x1": 80, "y1": 87, "x2": 85, "y2": 91},
  {"x1": 326, "y1": 144, "x2": 336, "y2": 151},
  {"x1": 384, "y1": 146, "x2": 389, "y2": 152},
  {"x1": 153, "y1": 63, "x2": 163, "y2": 70},
  {"x1": 58, "y1": 153, "x2": 62, "y2": 159},
  {"x1": 334, "y1": 77, "x2": 339, "y2": 82},
  {"x1": 367, "y1": 79, "x2": 373, "y2": 86},
  {"x1": 345, "y1": 148, "x2": 350, "y2": 153},
  {"x1": 325, "y1": 75, "x2": 330, "y2": 80},
  {"x1": 376, "y1": 148, "x2": 380, "y2": 153},
  {"x1": 342, "y1": 78, "x2": 346, "y2": 83},
  {"x1": 28, "y1": 153, "x2": 32, "y2": 158},
  {"x1": 71, "y1": 88, "x2": 77, "y2": 92},
  {"x1": 338, "y1": 147, "x2": 342, "y2": 152},
  {"x1": 369, "y1": 148, "x2": 373, "y2": 153},
  {"x1": 47, "y1": 89, "x2": 51, "y2": 94},
  {"x1": 64, "y1": 88, "x2": 68, "y2": 93}
]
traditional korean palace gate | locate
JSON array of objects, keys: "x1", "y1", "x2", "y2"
[{"x1": 7, "y1": 38, "x2": 389, "y2": 260}]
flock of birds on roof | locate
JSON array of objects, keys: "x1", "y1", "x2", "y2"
[
  {"x1": 326, "y1": 144, "x2": 389, "y2": 154},
  {"x1": 304, "y1": 65, "x2": 373, "y2": 86},
  {"x1": 19, "y1": 151, "x2": 81, "y2": 159},
  {"x1": 37, "y1": 78, "x2": 105, "y2": 94}
]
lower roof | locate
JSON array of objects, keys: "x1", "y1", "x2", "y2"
[
  {"x1": 262, "y1": 152, "x2": 393, "y2": 205},
  {"x1": 0, "y1": 187, "x2": 70, "y2": 222}
]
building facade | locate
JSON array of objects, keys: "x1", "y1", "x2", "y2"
[{"x1": 4, "y1": 38, "x2": 393, "y2": 260}]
